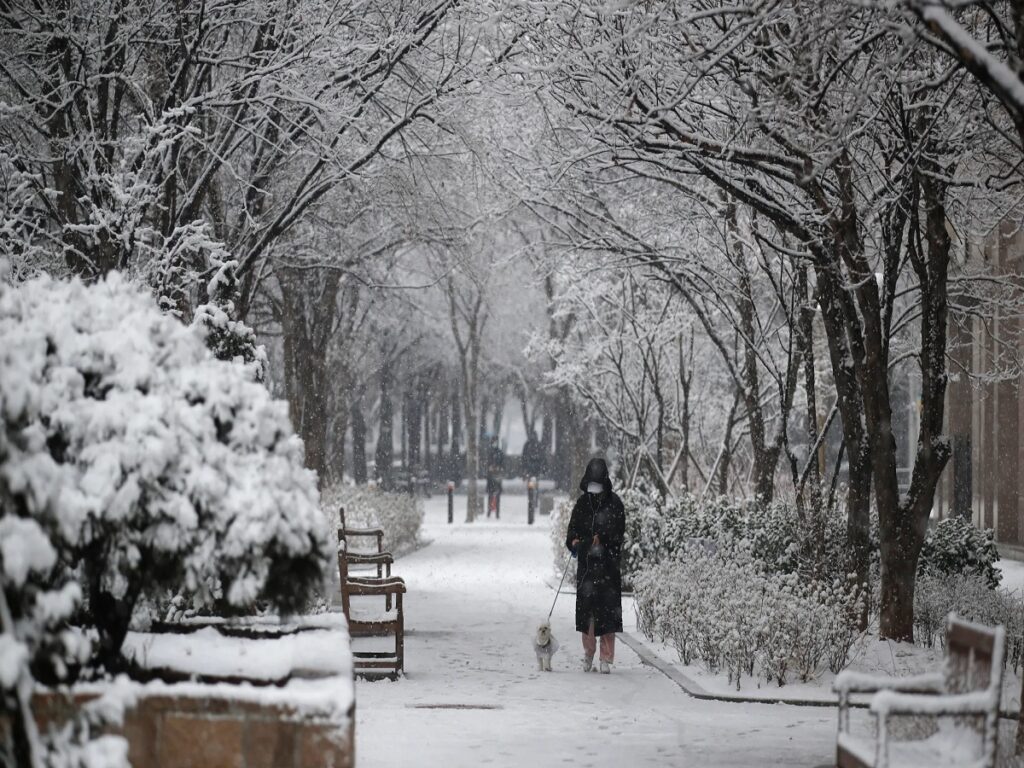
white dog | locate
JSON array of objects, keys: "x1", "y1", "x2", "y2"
[{"x1": 533, "y1": 621, "x2": 560, "y2": 671}]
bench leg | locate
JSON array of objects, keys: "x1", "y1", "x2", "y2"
[{"x1": 396, "y1": 594, "x2": 404, "y2": 675}]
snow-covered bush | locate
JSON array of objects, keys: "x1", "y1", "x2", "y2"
[
  {"x1": 620, "y1": 489, "x2": 844, "y2": 586},
  {"x1": 913, "y1": 573, "x2": 1024, "y2": 671},
  {"x1": 0, "y1": 493, "x2": 119, "y2": 766},
  {"x1": 918, "y1": 516, "x2": 1001, "y2": 589},
  {"x1": 0, "y1": 270, "x2": 329, "y2": 674},
  {"x1": 191, "y1": 258, "x2": 269, "y2": 383},
  {"x1": 619, "y1": 487, "x2": 693, "y2": 587},
  {"x1": 322, "y1": 484, "x2": 423, "y2": 556},
  {"x1": 0, "y1": 267, "x2": 132, "y2": 765},
  {"x1": 633, "y1": 543, "x2": 864, "y2": 689}
]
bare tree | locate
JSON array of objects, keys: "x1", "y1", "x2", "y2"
[
  {"x1": 444, "y1": 262, "x2": 487, "y2": 520},
  {"x1": 526, "y1": 0, "x2": 1016, "y2": 639}
]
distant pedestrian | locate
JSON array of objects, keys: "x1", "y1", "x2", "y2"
[{"x1": 565, "y1": 457, "x2": 625, "y2": 674}]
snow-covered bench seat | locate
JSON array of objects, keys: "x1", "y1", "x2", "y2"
[
  {"x1": 833, "y1": 615, "x2": 1005, "y2": 768},
  {"x1": 338, "y1": 536, "x2": 406, "y2": 678}
]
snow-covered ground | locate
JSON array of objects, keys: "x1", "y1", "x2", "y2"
[
  {"x1": 353, "y1": 494, "x2": 850, "y2": 767},
  {"x1": 998, "y1": 557, "x2": 1024, "y2": 595}
]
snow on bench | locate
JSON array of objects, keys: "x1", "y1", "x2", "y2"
[
  {"x1": 833, "y1": 614, "x2": 1005, "y2": 768},
  {"x1": 338, "y1": 530, "x2": 406, "y2": 679}
]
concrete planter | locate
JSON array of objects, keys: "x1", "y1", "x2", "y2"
[
  {"x1": 34, "y1": 687, "x2": 354, "y2": 768},
  {"x1": 25, "y1": 613, "x2": 355, "y2": 768}
]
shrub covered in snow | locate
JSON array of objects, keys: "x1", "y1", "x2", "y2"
[
  {"x1": 191, "y1": 259, "x2": 269, "y2": 383},
  {"x1": 917, "y1": 516, "x2": 1001, "y2": 589},
  {"x1": 0, "y1": 269, "x2": 329, "y2": 676},
  {"x1": 624, "y1": 491, "x2": 1009, "y2": 684},
  {"x1": 0, "y1": 480, "x2": 118, "y2": 765},
  {"x1": 633, "y1": 543, "x2": 864, "y2": 689},
  {"x1": 322, "y1": 484, "x2": 423, "y2": 556},
  {"x1": 913, "y1": 572, "x2": 1024, "y2": 672},
  {"x1": 0, "y1": 268, "x2": 132, "y2": 765},
  {"x1": 620, "y1": 489, "x2": 847, "y2": 586}
]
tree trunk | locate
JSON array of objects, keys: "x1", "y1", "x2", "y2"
[
  {"x1": 1016, "y1": 671, "x2": 1024, "y2": 754},
  {"x1": 422, "y1": 384, "x2": 431, "y2": 476},
  {"x1": 716, "y1": 393, "x2": 741, "y2": 496},
  {"x1": 554, "y1": 390, "x2": 578, "y2": 491},
  {"x1": 400, "y1": 392, "x2": 409, "y2": 470},
  {"x1": 678, "y1": 333, "x2": 693, "y2": 492},
  {"x1": 877, "y1": 156, "x2": 953, "y2": 641},
  {"x1": 375, "y1": 360, "x2": 394, "y2": 487},
  {"x1": 540, "y1": 408, "x2": 553, "y2": 476},
  {"x1": 437, "y1": 382, "x2": 449, "y2": 480},
  {"x1": 479, "y1": 395, "x2": 491, "y2": 467},
  {"x1": 351, "y1": 385, "x2": 368, "y2": 484},
  {"x1": 796, "y1": 264, "x2": 821, "y2": 512},
  {"x1": 878, "y1": 518, "x2": 923, "y2": 641},
  {"x1": 463, "y1": 370, "x2": 480, "y2": 522},
  {"x1": 277, "y1": 271, "x2": 340, "y2": 486},
  {"x1": 408, "y1": 389, "x2": 422, "y2": 471},
  {"x1": 328, "y1": 390, "x2": 348, "y2": 485},
  {"x1": 292, "y1": 329, "x2": 330, "y2": 484},
  {"x1": 846, "y1": 442, "x2": 872, "y2": 629},
  {"x1": 814, "y1": 251, "x2": 873, "y2": 626},
  {"x1": 728, "y1": 200, "x2": 777, "y2": 505},
  {"x1": 518, "y1": 384, "x2": 533, "y2": 438},
  {"x1": 451, "y1": 379, "x2": 461, "y2": 479},
  {"x1": 574, "y1": 414, "x2": 591, "y2": 487},
  {"x1": 492, "y1": 396, "x2": 504, "y2": 441}
]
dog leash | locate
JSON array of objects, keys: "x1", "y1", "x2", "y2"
[{"x1": 548, "y1": 554, "x2": 573, "y2": 619}]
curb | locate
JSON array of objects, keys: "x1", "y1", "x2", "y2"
[
  {"x1": 619, "y1": 632, "x2": 846, "y2": 709},
  {"x1": 619, "y1": 631, "x2": 1022, "y2": 721}
]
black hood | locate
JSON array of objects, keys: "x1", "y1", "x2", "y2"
[{"x1": 579, "y1": 457, "x2": 612, "y2": 493}]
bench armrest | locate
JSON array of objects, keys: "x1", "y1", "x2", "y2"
[
  {"x1": 834, "y1": 670, "x2": 945, "y2": 695},
  {"x1": 870, "y1": 689, "x2": 994, "y2": 718},
  {"x1": 342, "y1": 526, "x2": 384, "y2": 537}
]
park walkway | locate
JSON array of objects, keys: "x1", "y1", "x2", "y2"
[{"x1": 354, "y1": 493, "x2": 840, "y2": 767}]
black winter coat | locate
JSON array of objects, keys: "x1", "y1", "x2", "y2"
[{"x1": 565, "y1": 491, "x2": 626, "y2": 636}]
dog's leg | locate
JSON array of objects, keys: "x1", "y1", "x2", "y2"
[
  {"x1": 544, "y1": 656, "x2": 552, "y2": 672},
  {"x1": 537, "y1": 657, "x2": 544, "y2": 671}
]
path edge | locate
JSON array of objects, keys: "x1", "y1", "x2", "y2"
[{"x1": 619, "y1": 631, "x2": 1022, "y2": 721}]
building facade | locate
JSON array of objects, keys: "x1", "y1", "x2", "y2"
[{"x1": 932, "y1": 222, "x2": 1024, "y2": 546}]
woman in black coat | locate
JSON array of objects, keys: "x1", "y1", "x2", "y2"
[{"x1": 565, "y1": 457, "x2": 625, "y2": 674}]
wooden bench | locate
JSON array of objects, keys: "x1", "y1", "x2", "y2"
[
  {"x1": 833, "y1": 615, "x2": 1005, "y2": 768},
  {"x1": 337, "y1": 535, "x2": 406, "y2": 679},
  {"x1": 337, "y1": 507, "x2": 395, "y2": 609},
  {"x1": 339, "y1": 506, "x2": 384, "y2": 554}
]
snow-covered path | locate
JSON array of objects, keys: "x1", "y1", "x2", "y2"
[{"x1": 354, "y1": 494, "x2": 839, "y2": 767}]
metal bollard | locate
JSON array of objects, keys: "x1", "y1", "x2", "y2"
[
  {"x1": 527, "y1": 477, "x2": 536, "y2": 525},
  {"x1": 447, "y1": 481, "x2": 454, "y2": 524}
]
